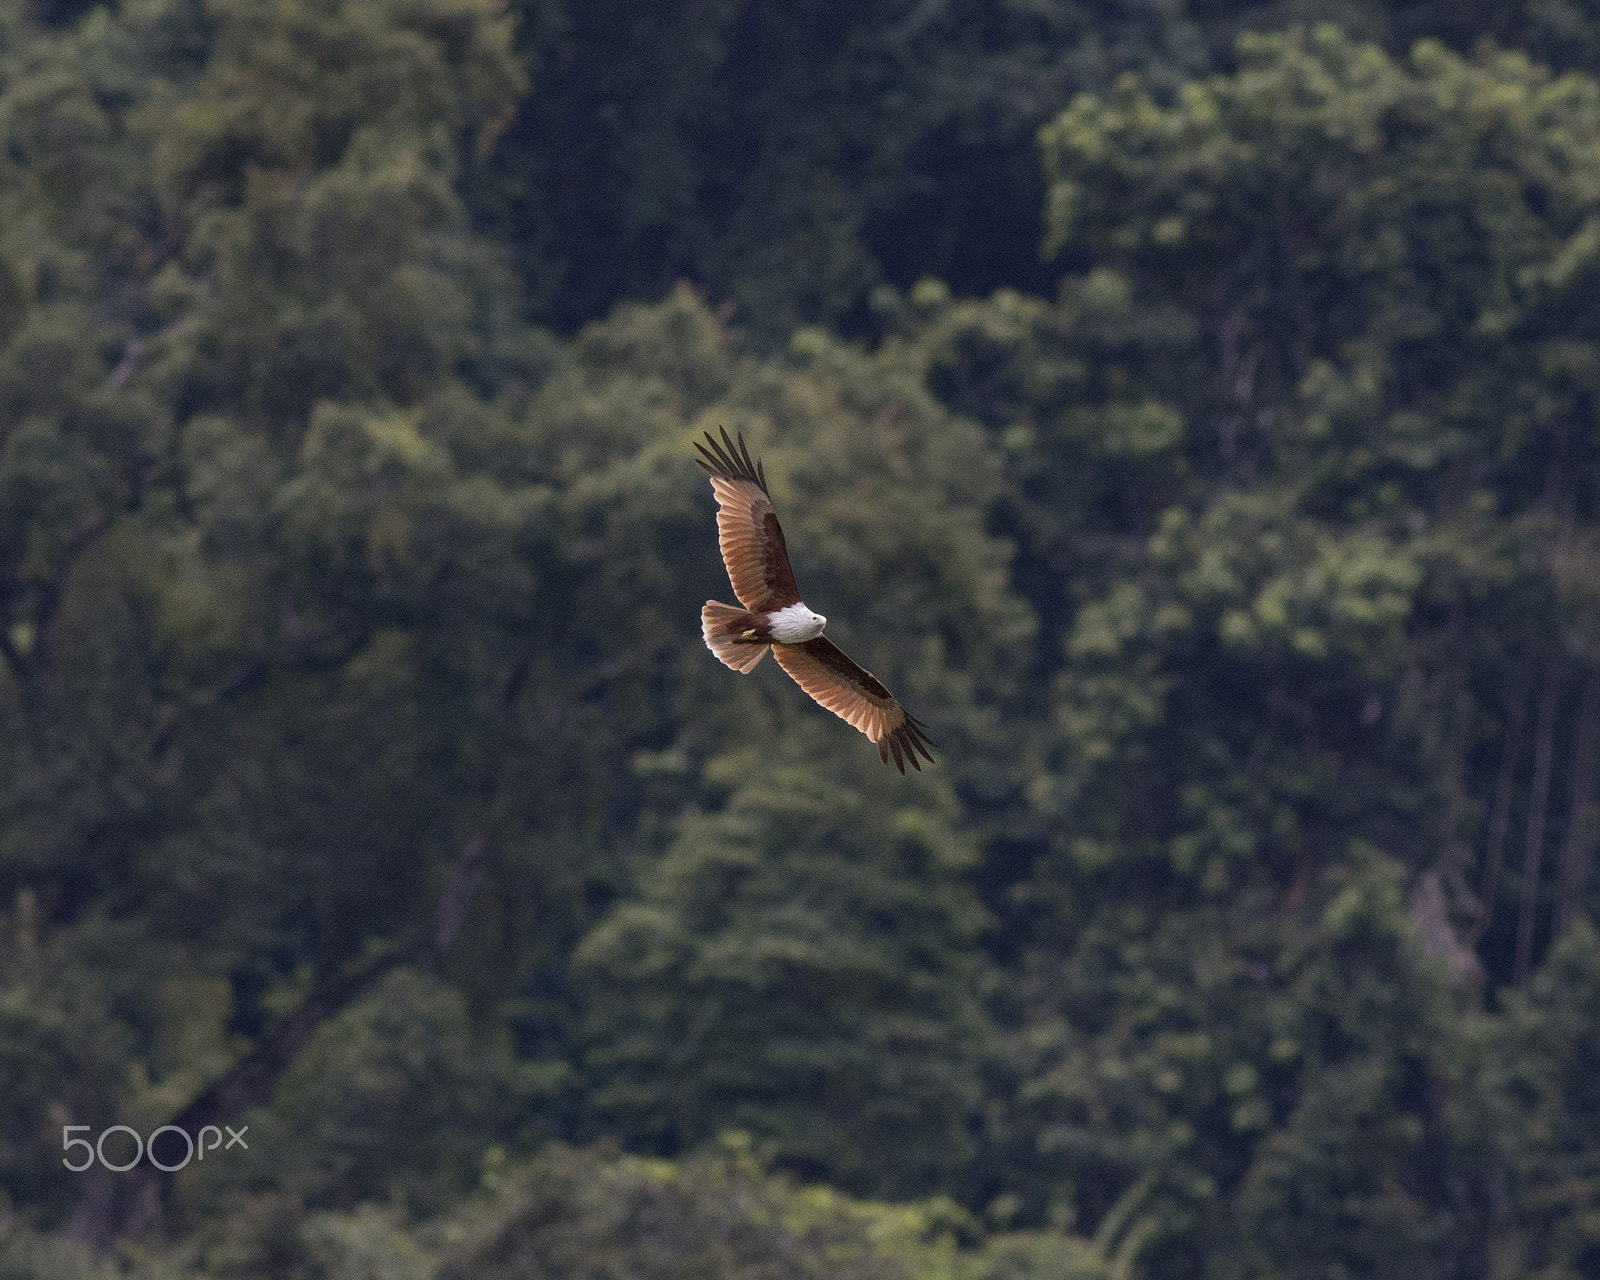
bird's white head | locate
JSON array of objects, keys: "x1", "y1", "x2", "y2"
[{"x1": 768, "y1": 602, "x2": 828, "y2": 644}]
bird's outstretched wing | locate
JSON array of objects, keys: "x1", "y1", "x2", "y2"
[
  {"x1": 694, "y1": 427, "x2": 801, "y2": 611},
  {"x1": 772, "y1": 637, "x2": 938, "y2": 773}
]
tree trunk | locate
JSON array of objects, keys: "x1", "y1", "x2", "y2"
[
  {"x1": 1514, "y1": 672, "x2": 1562, "y2": 986},
  {"x1": 1472, "y1": 677, "x2": 1529, "y2": 947},
  {"x1": 1555, "y1": 672, "x2": 1600, "y2": 939}
]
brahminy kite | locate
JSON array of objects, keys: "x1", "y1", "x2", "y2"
[{"x1": 696, "y1": 427, "x2": 937, "y2": 773}]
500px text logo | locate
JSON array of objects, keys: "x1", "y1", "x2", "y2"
[{"x1": 63, "y1": 1124, "x2": 248, "y2": 1173}]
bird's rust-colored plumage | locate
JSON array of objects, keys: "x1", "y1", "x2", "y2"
[
  {"x1": 695, "y1": 426, "x2": 937, "y2": 773},
  {"x1": 771, "y1": 638, "x2": 937, "y2": 772},
  {"x1": 693, "y1": 429, "x2": 800, "y2": 612}
]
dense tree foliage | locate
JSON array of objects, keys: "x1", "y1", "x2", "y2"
[
  {"x1": 477, "y1": 0, "x2": 1600, "y2": 340},
  {"x1": 3, "y1": 0, "x2": 1600, "y2": 1277}
]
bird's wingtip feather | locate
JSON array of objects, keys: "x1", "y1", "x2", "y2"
[{"x1": 694, "y1": 426, "x2": 768, "y2": 494}]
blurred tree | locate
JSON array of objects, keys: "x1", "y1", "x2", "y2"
[
  {"x1": 1472, "y1": 919, "x2": 1600, "y2": 1277},
  {"x1": 899, "y1": 23, "x2": 1600, "y2": 1272},
  {"x1": 576, "y1": 738, "x2": 991, "y2": 1197},
  {"x1": 0, "y1": 0, "x2": 540, "y2": 1231},
  {"x1": 1033, "y1": 18, "x2": 1600, "y2": 988},
  {"x1": 0, "y1": 0, "x2": 1037, "y2": 1225},
  {"x1": 435, "y1": 1139, "x2": 926, "y2": 1280}
]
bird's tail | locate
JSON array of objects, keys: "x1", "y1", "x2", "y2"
[{"x1": 702, "y1": 601, "x2": 770, "y2": 673}]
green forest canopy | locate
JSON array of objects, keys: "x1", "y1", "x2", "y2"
[{"x1": 2, "y1": 1, "x2": 1600, "y2": 1277}]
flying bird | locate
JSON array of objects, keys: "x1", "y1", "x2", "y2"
[{"x1": 695, "y1": 427, "x2": 937, "y2": 773}]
